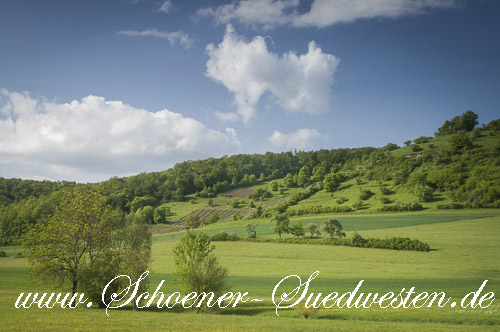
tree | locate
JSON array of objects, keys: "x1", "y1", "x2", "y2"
[
  {"x1": 304, "y1": 223, "x2": 321, "y2": 238},
  {"x1": 80, "y1": 212, "x2": 152, "y2": 309},
  {"x1": 290, "y1": 221, "x2": 305, "y2": 238},
  {"x1": 448, "y1": 133, "x2": 472, "y2": 154},
  {"x1": 324, "y1": 173, "x2": 342, "y2": 192},
  {"x1": 436, "y1": 110, "x2": 479, "y2": 136},
  {"x1": 245, "y1": 223, "x2": 257, "y2": 238},
  {"x1": 173, "y1": 230, "x2": 228, "y2": 311},
  {"x1": 404, "y1": 140, "x2": 412, "y2": 146},
  {"x1": 184, "y1": 214, "x2": 202, "y2": 229},
  {"x1": 283, "y1": 173, "x2": 295, "y2": 188},
  {"x1": 22, "y1": 190, "x2": 116, "y2": 295},
  {"x1": 322, "y1": 218, "x2": 346, "y2": 240},
  {"x1": 272, "y1": 214, "x2": 290, "y2": 239},
  {"x1": 297, "y1": 166, "x2": 311, "y2": 188},
  {"x1": 270, "y1": 180, "x2": 279, "y2": 191}
]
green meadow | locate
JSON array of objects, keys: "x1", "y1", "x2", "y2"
[{"x1": 1, "y1": 210, "x2": 499, "y2": 331}]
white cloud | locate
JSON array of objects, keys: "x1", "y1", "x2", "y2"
[
  {"x1": 0, "y1": 89, "x2": 240, "y2": 182},
  {"x1": 157, "y1": 0, "x2": 173, "y2": 13},
  {"x1": 205, "y1": 25, "x2": 339, "y2": 123},
  {"x1": 292, "y1": 0, "x2": 458, "y2": 27},
  {"x1": 117, "y1": 28, "x2": 193, "y2": 48},
  {"x1": 198, "y1": 0, "x2": 458, "y2": 28},
  {"x1": 197, "y1": 0, "x2": 298, "y2": 29},
  {"x1": 266, "y1": 128, "x2": 324, "y2": 150}
]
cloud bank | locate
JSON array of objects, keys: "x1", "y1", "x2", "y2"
[
  {"x1": 198, "y1": 0, "x2": 458, "y2": 28},
  {"x1": 205, "y1": 25, "x2": 339, "y2": 123},
  {"x1": 0, "y1": 89, "x2": 239, "y2": 182}
]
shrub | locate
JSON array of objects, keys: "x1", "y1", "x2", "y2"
[
  {"x1": 380, "y1": 197, "x2": 391, "y2": 204},
  {"x1": 0, "y1": 250, "x2": 7, "y2": 257},
  {"x1": 211, "y1": 231, "x2": 240, "y2": 241},
  {"x1": 437, "y1": 203, "x2": 464, "y2": 209},
  {"x1": 359, "y1": 188, "x2": 374, "y2": 201},
  {"x1": 378, "y1": 202, "x2": 423, "y2": 212}
]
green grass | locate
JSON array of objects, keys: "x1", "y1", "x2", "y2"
[{"x1": 1, "y1": 210, "x2": 499, "y2": 331}]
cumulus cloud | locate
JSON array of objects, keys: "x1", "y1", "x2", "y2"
[
  {"x1": 198, "y1": 0, "x2": 458, "y2": 28},
  {"x1": 205, "y1": 25, "x2": 339, "y2": 123},
  {"x1": 0, "y1": 89, "x2": 239, "y2": 182},
  {"x1": 117, "y1": 29, "x2": 193, "y2": 48},
  {"x1": 157, "y1": 0, "x2": 173, "y2": 14},
  {"x1": 266, "y1": 128, "x2": 324, "y2": 150}
]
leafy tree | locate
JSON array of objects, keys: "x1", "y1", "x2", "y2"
[
  {"x1": 404, "y1": 140, "x2": 412, "y2": 146},
  {"x1": 248, "y1": 200, "x2": 255, "y2": 208},
  {"x1": 272, "y1": 214, "x2": 290, "y2": 239},
  {"x1": 297, "y1": 166, "x2": 311, "y2": 188},
  {"x1": 231, "y1": 199, "x2": 239, "y2": 208},
  {"x1": 322, "y1": 218, "x2": 346, "y2": 240},
  {"x1": 448, "y1": 133, "x2": 472, "y2": 154},
  {"x1": 136, "y1": 205, "x2": 154, "y2": 224},
  {"x1": 208, "y1": 212, "x2": 220, "y2": 224},
  {"x1": 173, "y1": 230, "x2": 228, "y2": 311},
  {"x1": 245, "y1": 223, "x2": 257, "y2": 238},
  {"x1": 304, "y1": 223, "x2": 321, "y2": 238},
  {"x1": 312, "y1": 165, "x2": 326, "y2": 182},
  {"x1": 270, "y1": 180, "x2": 279, "y2": 191},
  {"x1": 129, "y1": 195, "x2": 156, "y2": 212},
  {"x1": 290, "y1": 221, "x2": 305, "y2": 238},
  {"x1": 436, "y1": 110, "x2": 478, "y2": 136},
  {"x1": 324, "y1": 173, "x2": 342, "y2": 192},
  {"x1": 80, "y1": 213, "x2": 152, "y2": 309},
  {"x1": 249, "y1": 174, "x2": 257, "y2": 183},
  {"x1": 208, "y1": 198, "x2": 214, "y2": 207},
  {"x1": 153, "y1": 205, "x2": 170, "y2": 224},
  {"x1": 184, "y1": 214, "x2": 202, "y2": 229},
  {"x1": 283, "y1": 173, "x2": 295, "y2": 188},
  {"x1": 22, "y1": 190, "x2": 115, "y2": 295},
  {"x1": 383, "y1": 143, "x2": 399, "y2": 151},
  {"x1": 259, "y1": 173, "x2": 266, "y2": 181}
]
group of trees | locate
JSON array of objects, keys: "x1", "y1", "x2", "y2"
[{"x1": 271, "y1": 215, "x2": 346, "y2": 240}]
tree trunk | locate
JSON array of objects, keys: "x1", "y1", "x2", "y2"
[{"x1": 72, "y1": 280, "x2": 78, "y2": 295}]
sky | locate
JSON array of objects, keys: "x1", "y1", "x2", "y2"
[{"x1": 0, "y1": 0, "x2": 499, "y2": 183}]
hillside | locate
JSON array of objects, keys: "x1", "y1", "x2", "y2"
[{"x1": 1, "y1": 112, "x2": 500, "y2": 244}]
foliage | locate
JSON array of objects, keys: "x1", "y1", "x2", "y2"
[
  {"x1": 270, "y1": 180, "x2": 279, "y2": 191},
  {"x1": 296, "y1": 300, "x2": 319, "y2": 319},
  {"x1": 304, "y1": 223, "x2": 321, "y2": 238},
  {"x1": 297, "y1": 166, "x2": 311, "y2": 188},
  {"x1": 208, "y1": 212, "x2": 220, "y2": 224},
  {"x1": 378, "y1": 202, "x2": 423, "y2": 211},
  {"x1": 323, "y1": 173, "x2": 343, "y2": 192},
  {"x1": 435, "y1": 110, "x2": 478, "y2": 136},
  {"x1": 22, "y1": 190, "x2": 116, "y2": 294},
  {"x1": 321, "y1": 218, "x2": 346, "y2": 240},
  {"x1": 245, "y1": 223, "x2": 257, "y2": 238},
  {"x1": 413, "y1": 136, "x2": 432, "y2": 144},
  {"x1": 289, "y1": 221, "x2": 305, "y2": 238},
  {"x1": 248, "y1": 188, "x2": 272, "y2": 200},
  {"x1": 184, "y1": 214, "x2": 202, "y2": 229},
  {"x1": 173, "y1": 230, "x2": 229, "y2": 310},
  {"x1": 211, "y1": 231, "x2": 240, "y2": 241},
  {"x1": 358, "y1": 188, "x2": 374, "y2": 201},
  {"x1": 271, "y1": 214, "x2": 290, "y2": 238},
  {"x1": 448, "y1": 133, "x2": 472, "y2": 154}
]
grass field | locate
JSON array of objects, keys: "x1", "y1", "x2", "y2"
[{"x1": 1, "y1": 210, "x2": 499, "y2": 331}]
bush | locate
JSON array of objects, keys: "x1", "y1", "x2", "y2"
[
  {"x1": 378, "y1": 202, "x2": 423, "y2": 212},
  {"x1": 437, "y1": 203, "x2": 464, "y2": 209},
  {"x1": 211, "y1": 231, "x2": 240, "y2": 241},
  {"x1": 412, "y1": 144, "x2": 423, "y2": 152},
  {"x1": 380, "y1": 197, "x2": 391, "y2": 204},
  {"x1": 249, "y1": 188, "x2": 272, "y2": 200},
  {"x1": 359, "y1": 188, "x2": 374, "y2": 201},
  {"x1": 0, "y1": 250, "x2": 7, "y2": 257}
]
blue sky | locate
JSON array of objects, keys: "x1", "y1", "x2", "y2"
[{"x1": 0, "y1": 0, "x2": 499, "y2": 182}]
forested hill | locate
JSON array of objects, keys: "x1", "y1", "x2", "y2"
[{"x1": 1, "y1": 112, "x2": 500, "y2": 245}]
